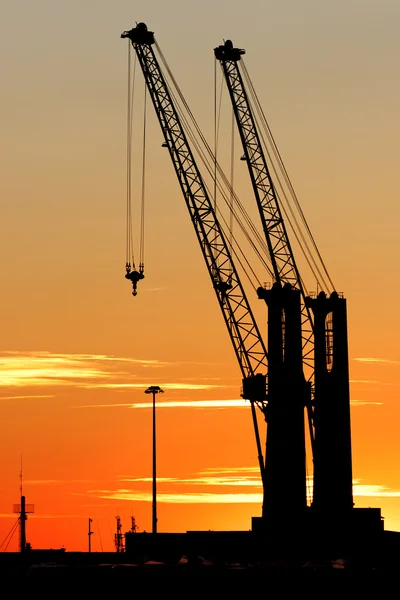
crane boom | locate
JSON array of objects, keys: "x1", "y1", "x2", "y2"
[
  {"x1": 121, "y1": 23, "x2": 268, "y2": 477},
  {"x1": 214, "y1": 42, "x2": 315, "y2": 375},
  {"x1": 214, "y1": 42, "x2": 305, "y2": 289}
]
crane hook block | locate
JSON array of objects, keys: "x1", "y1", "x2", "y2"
[{"x1": 125, "y1": 269, "x2": 145, "y2": 297}]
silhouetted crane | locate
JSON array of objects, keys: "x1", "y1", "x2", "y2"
[
  {"x1": 121, "y1": 22, "x2": 268, "y2": 495},
  {"x1": 214, "y1": 39, "x2": 353, "y2": 520}
]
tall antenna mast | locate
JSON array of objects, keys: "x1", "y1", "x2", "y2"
[
  {"x1": 13, "y1": 458, "x2": 34, "y2": 552},
  {"x1": 114, "y1": 516, "x2": 125, "y2": 553},
  {"x1": 130, "y1": 516, "x2": 138, "y2": 533}
]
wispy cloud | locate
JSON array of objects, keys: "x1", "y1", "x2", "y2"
[
  {"x1": 1, "y1": 350, "x2": 167, "y2": 366},
  {"x1": 20, "y1": 470, "x2": 400, "y2": 505},
  {"x1": 0, "y1": 351, "x2": 224, "y2": 392},
  {"x1": 89, "y1": 466, "x2": 262, "y2": 504},
  {"x1": 74, "y1": 399, "x2": 247, "y2": 409},
  {"x1": 87, "y1": 470, "x2": 400, "y2": 505},
  {"x1": 76, "y1": 397, "x2": 383, "y2": 410},
  {"x1": 90, "y1": 490, "x2": 263, "y2": 504},
  {"x1": 82, "y1": 383, "x2": 224, "y2": 391},
  {"x1": 132, "y1": 398, "x2": 245, "y2": 408},
  {"x1": 119, "y1": 474, "x2": 259, "y2": 487},
  {"x1": 353, "y1": 481, "x2": 400, "y2": 498},
  {"x1": 353, "y1": 357, "x2": 399, "y2": 365},
  {"x1": 0, "y1": 395, "x2": 55, "y2": 400},
  {"x1": 350, "y1": 399, "x2": 383, "y2": 406},
  {"x1": 350, "y1": 380, "x2": 393, "y2": 386},
  {"x1": 0, "y1": 351, "x2": 160, "y2": 388}
]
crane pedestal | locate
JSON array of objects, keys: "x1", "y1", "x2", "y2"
[
  {"x1": 251, "y1": 505, "x2": 383, "y2": 557},
  {"x1": 306, "y1": 291, "x2": 353, "y2": 513},
  {"x1": 258, "y1": 282, "x2": 309, "y2": 520}
]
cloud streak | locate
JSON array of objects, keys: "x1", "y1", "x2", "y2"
[
  {"x1": 0, "y1": 395, "x2": 55, "y2": 400},
  {"x1": 87, "y1": 469, "x2": 400, "y2": 505},
  {"x1": 350, "y1": 399, "x2": 383, "y2": 406},
  {"x1": 96, "y1": 490, "x2": 263, "y2": 504},
  {"x1": 353, "y1": 482, "x2": 400, "y2": 498},
  {"x1": 0, "y1": 351, "x2": 223, "y2": 392},
  {"x1": 76, "y1": 398, "x2": 382, "y2": 410},
  {"x1": 353, "y1": 357, "x2": 399, "y2": 365},
  {"x1": 2, "y1": 352, "x2": 392, "y2": 411},
  {"x1": 350, "y1": 380, "x2": 393, "y2": 386},
  {"x1": 75, "y1": 399, "x2": 247, "y2": 409},
  {"x1": 82, "y1": 383, "x2": 223, "y2": 391}
]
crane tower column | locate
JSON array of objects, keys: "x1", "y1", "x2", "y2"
[
  {"x1": 259, "y1": 283, "x2": 309, "y2": 526},
  {"x1": 306, "y1": 291, "x2": 353, "y2": 514}
]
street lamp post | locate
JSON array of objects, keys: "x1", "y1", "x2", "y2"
[
  {"x1": 145, "y1": 385, "x2": 164, "y2": 534},
  {"x1": 88, "y1": 518, "x2": 93, "y2": 552}
]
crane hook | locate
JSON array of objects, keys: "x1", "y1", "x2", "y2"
[{"x1": 125, "y1": 265, "x2": 145, "y2": 296}]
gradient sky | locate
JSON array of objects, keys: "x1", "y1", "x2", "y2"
[{"x1": 0, "y1": 0, "x2": 399, "y2": 552}]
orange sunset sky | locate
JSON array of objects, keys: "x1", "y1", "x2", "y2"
[{"x1": 1, "y1": 1, "x2": 399, "y2": 552}]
